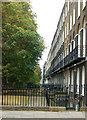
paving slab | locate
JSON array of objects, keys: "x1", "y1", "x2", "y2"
[{"x1": 0, "y1": 111, "x2": 85, "y2": 118}]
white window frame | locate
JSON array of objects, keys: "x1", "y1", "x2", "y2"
[
  {"x1": 62, "y1": 51, "x2": 64, "y2": 59},
  {"x1": 78, "y1": 34, "x2": 80, "y2": 57},
  {"x1": 63, "y1": 12, "x2": 65, "y2": 23},
  {"x1": 77, "y1": 68, "x2": 79, "y2": 94},
  {"x1": 68, "y1": 1, "x2": 69, "y2": 11},
  {"x1": 82, "y1": 66, "x2": 85, "y2": 96},
  {"x1": 73, "y1": 6, "x2": 75, "y2": 25},
  {"x1": 83, "y1": 27, "x2": 86, "y2": 57},
  {"x1": 83, "y1": 0, "x2": 86, "y2": 9},
  {"x1": 73, "y1": 40, "x2": 75, "y2": 49},
  {"x1": 67, "y1": 22, "x2": 69, "y2": 35},
  {"x1": 70, "y1": 12, "x2": 72, "y2": 30},
  {"x1": 65, "y1": 25, "x2": 66, "y2": 38}
]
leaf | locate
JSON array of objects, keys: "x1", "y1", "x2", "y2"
[{"x1": 2, "y1": 2, "x2": 45, "y2": 86}]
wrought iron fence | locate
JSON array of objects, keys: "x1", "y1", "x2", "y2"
[
  {"x1": 1, "y1": 84, "x2": 87, "y2": 110},
  {"x1": 2, "y1": 85, "x2": 68, "y2": 107}
]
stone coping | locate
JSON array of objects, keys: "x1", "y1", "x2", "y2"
[{"x1": 0, "y1": 106, "x2": 66, "y2": 112}]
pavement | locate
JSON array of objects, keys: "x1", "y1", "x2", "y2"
[{"x1": 0, "y1": 111, "x2": 86, "y2": 118}]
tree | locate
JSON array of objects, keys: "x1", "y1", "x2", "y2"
[
  {"x1": 27, "y1": 65, "x2": 42, "y2": 86},
  {"x1": 2, "y1": 2, "x2": 45, "y2": 86}
]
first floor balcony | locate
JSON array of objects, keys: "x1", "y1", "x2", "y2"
[
  {"x1": 64, "y1": 45, "x2": 86, "y2": 67},
  {"x1": 49, "y1": 45, "x2": 86, "y2": 75}
]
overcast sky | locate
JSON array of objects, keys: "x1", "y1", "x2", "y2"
[{"x1": 30, "y1": 0, "x2": 65, "y2": 70}]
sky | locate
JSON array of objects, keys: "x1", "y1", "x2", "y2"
[{"x1": 30, "y1": 0, "x2": 65, "y2": 70}]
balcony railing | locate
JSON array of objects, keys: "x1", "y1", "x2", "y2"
[
  {"x1": 49, "y1": 45, "x2": 86, "y2": 75},
  {"x1": 64, "y1": 45, "x2": 86, "y2": 66}
]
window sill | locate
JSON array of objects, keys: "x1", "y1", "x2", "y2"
[
  {"x1": 77, "y1": 15, "x2": 80, "y2": 20},
  {"x1": 82, "y1": 6, "x2": 86, "y2": 11}
]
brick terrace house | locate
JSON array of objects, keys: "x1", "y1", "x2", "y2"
[{"x1": 45, "y1": 0, "x2": 87, "y2": 108}]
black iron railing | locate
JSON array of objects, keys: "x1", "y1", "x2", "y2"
[
  {"x1": 49, "y1": 45, "x2": 86, "y2": 75},
  {"x1": 1, "y1": 85, "x2": 68, "y2": 107},
  {"x1": 1, "y1": 84, "x2": 87, "y2": 110},
  {"x1": 64, "y1": 45, "x2": 85, "y2": 66}
]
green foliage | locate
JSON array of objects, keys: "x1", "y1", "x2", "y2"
[
  {"x1": 2, "y1": 2, "x2": 45, "y2": 86},
  {"x1": 27, "y1": 65, "x2": 42, "y2": 86}
]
